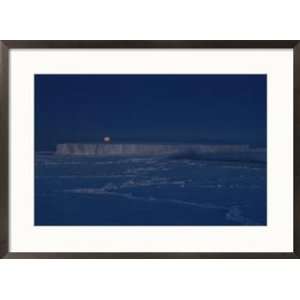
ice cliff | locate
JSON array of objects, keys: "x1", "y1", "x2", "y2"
[{"x1": 56, "y1": 143, "x2": 252, "y2": 157}]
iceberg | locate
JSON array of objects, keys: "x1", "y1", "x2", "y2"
[{"x1": 56, "y1": 143, "x2": 251, "y2": 156}]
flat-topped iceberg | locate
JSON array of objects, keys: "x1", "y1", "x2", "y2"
[{"x1": 56, "y1": 143, "x2": 251, "y2": 156}]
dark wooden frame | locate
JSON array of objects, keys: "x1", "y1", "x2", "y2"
[{"x1": 1, "y1": 40, "x2": 299, "y2": 258}]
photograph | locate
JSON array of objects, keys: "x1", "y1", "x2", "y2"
[{"x1": 34, "y1": 74, "x2": 267, "y2": 226}]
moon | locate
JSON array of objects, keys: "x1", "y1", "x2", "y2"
[{"x1": 104, "y1": 136, "x2": 111, "y2": 143}]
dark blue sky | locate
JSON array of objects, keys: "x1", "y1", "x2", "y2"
[{"x1": 35, "y1": 74, "x2": 266, "y2": 151}]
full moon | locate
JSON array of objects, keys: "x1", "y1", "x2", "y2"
[{"x1": 103, "y1": 136, "x2": 111, "y2": 143}]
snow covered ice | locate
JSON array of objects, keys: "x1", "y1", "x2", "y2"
[{"x1": 35, "y1": 145, "x2": 266, "y2": 225}]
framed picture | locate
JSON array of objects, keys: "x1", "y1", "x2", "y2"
[{"x1": 0, "y1": 40, "x2": 299, "y2": 258}]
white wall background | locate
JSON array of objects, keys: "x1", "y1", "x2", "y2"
[{"x1": 1, "y1": 1, "x2": 300, "y2": 300}]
